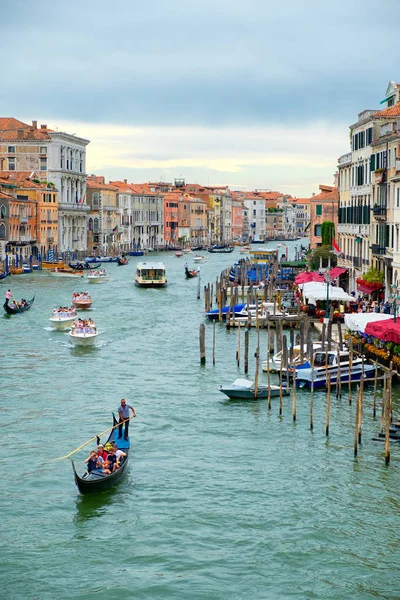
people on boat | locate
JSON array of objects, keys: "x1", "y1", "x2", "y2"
[
  {"x1": 117, "y1": 399, "x2": 136, "y2": 440},
  {"x1": 105, "y1": 447, "x2": 120, "y2": 472},
  {"x1": 97, "y1": 444, "x2": 109, "y2": 460},
  {"x1": 5, "y1": 289, "x2": 12, "y2": 306},
  {"x1": 84, "y1": 451, "x2": 102, "y2": 473},
  {"x1": 110, "y1": 442, "x2": 127, "y2": 460}
]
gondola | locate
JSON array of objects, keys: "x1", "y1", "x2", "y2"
[
  {"x1": 3, "y1": 295, "x2": 35, "y2": 315},
  {"x1": 208, "y1": 246, "x2": 234, "y2": 253},
  {"x1": 71, "y1": 415, "x2": 130, "y2": 494},
  {"x1": 117, "y1": 257, "x2": 129, "y2": 265},
  {"x1": 0, "y1": 271, "x2": 10, "y2": 280},
  {"x1": 185, "y1": 266, "x2": 198, "y2": 279},
  {"x1": 69, "y1": 261, "x2": 100, "y2": 270}
]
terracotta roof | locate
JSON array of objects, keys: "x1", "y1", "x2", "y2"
[
  {"x1": 373, "y1": 101, "x2": 400, "y2": 118},
  {"x1": 310, "y1": 185, "x2": 338, "y2": 202},
  {"x1": 0, "y1": 118, "x2": 52, "y2": 141},
  {"x1": 0, "y1": 190, "x2": 14, "y2": 200},
  {"x1": 0, "y1": 171, "x2": 46, "y2": 188},
  {"x1": 86, "y1": 176, "x2": 118, "y2": 192}
]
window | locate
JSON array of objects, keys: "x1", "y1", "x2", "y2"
[
  {"x1": 8, "y1": 157, "x2": 15, "y2": 170},
  {"x1": 316, "y1": 205, "x2": 322, "y2": 216},
  {"x1": 40, "y1": 146, "x2": 47, "y2": 154},
  {"x1": 93, "y1": 193, "x2": 99, "y2": 206},
  {"x1": 0, "y1": 205, "x2": 6, "y2": 218},
  {"x1": 88, "y1": 218, "x2": 93, "y2": 231},
  {"x1": 93, "y1": 218, "x2": 99, "y2": 232},
  {"x1": 40, "y1": 157, "x2": 47, "y2": 171},
  {"x1": 7, "y1": 146, "x2": 15, "y2": 153},
  {"x1": 0, "y1": 223, "x2": 5, "y2": 239},
  {"x1": 314, "y1": 224, "x2": 322, "y2": 236},
  {"x1": 397, "y1": 188, "x2": 400, "y2": 208}
]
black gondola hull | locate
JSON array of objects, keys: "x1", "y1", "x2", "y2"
[{"x1": 3, "y1": 295, "x2": 35, "y2": 315}]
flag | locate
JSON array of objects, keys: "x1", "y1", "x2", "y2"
[
  {"x1": 112, "y1": 225, "x2": 118, "y2": 233},
  {"x1": 332, "y1": 237, "x2": 342, "y2": 257}
]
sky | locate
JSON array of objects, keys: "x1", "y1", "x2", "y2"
[{"x1": 2, "y1": 0, "x2": 400, "y2": 196}]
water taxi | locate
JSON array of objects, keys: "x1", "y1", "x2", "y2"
[
  {"x1": 69, "y1": 319, "x2": 98, "y2": 346},
  {"x1": 87, "y1": 269, "x2": 110, "y2": 283},
  {"x1": 249, "y1": 248, "x2": 278, "y2": 264},
  {"x1": 193, "y1": 254, "x2": 208, "y2": 263},
  {"x1": 135, "y1": 262, "x2": 167, "y2": 287},
  {"x1": 283, "y1": 350, "x2": 378, "y2": 389},
  {"x1": 72, "y1": 292, "x2": 93, "y2": 309},
  {"x1": 49, "y1": 307, "x2": 77, "y2": 330}
]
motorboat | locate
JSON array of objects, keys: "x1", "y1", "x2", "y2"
[
  {"x1": 206, "y1": 303, "x2": 247, "y2": 320},
  {"x1": 262, "y1": 343, "x2": 323, "y2": 373},
  {"x1": 71, "y1": 292, "x2": 93, "y2": 309},
  {"x1": 240, "y1": 246, "x2": 251, "y2": 253},
  {"x1": 284, "y1": 350, "x2": 378, "y2": 389},
  {"x1": 206, "y1": 301, "x2": 280, "y2": 322},
  {"x1": 87, "y1": 269, "x2": 110, "y2": 283},
  {"x1": 135, "y1": 262, "x2": 167, "y2": 287},
  {"x1": 129, "y1": 250, "x2": 144, "y2": 256},
  {"x1": 208, "y1": 245, "x2": 234, "y2": 253},
  {"x1": 49, "y1": 267, "x2": 85, "y2": 278},
  {"x1": 219, "y1": 378, "x2": 289, "y2": 400},
  {"x1": 69, "y1": 319, "x2": 98, "y2": 346},
  {"x1": 175, "y1": 251, "x2": 183, "y2": 257},
  {"x1": 22, "y1": 263, "x2": 33, "y2": 273},
  {"x1": 193, "y1": 255, "x2": 208, "y2": 263},
  {"x1": 49, "y1": 307, "x2": 77, "y2": 331}
]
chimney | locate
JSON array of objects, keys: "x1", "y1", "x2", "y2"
[
  {"x1": 17, "y1": 129, "x2": 24, "y2": 140},
  {"x1": 32, "y1": 120, "x2": 37, "y2": 129},
  {"x1": 40, "y1": 124, "x2": 47, "y2": 130},
  {"x1": 124, "y1": 179, "x2": 127, "y2": 184}
]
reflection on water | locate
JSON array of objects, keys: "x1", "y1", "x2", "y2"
[{"x1": 74, "y1": 486, "x2": 120, "y2": 524}]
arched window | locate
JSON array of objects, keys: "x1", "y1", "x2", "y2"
[
  {"x1": 0, "y1": 205, "x2": 6, "y2": 218},
  {"x1": 93, "y1": 218, "x2": 99, "y2": 232},
  {"x1": 93, "y1": 193, "x2": 99, "y2": 207},
  {"x1": 88, "y1": 218, "x2": 93, "y2": 232},
  {"x1": 0, "y1": 223, "x2": 6, "y2": 239}
]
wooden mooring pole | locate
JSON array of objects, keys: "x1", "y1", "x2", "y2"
[
  {"x1": 244, "y1": 327, "x2": 249, "y2": 374},
  {"x1": 325, "y1": 373, "x2": 331, "y2": 436},
  {"x1": 212, "y1": 320, "x2": 216, "y2": 366},
  {"x1": 200, "y1": 324, "x2": 206, "y2": 365}
]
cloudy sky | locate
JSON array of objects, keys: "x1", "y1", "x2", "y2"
[{"x1": 2, "y1": 0, "x2": 400, "y2": 195}]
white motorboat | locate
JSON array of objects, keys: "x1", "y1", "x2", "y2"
[
  {"x1": 87, "y1": 269, "x2": 110, "y2": 283},
  {"x1": 71, "y1": 293, "x2": 93, "y2": 309},
  {"x1": 193, "y1": 255, "x2": 208, "y2": 263},
  {"x1": 69, "y1": 321, "x2": 98, "y2": 346},
  {"x1": 49, "y1": 268, "x2": 85, "y2": 278},
  {"x1": 262, "y1": 343, "x2": 323, "y2": 373},
  {"x1": 219, "y1": 378, "x2": 290, "y2": 400},
  {"x1": 49, "y1": 308, "x2": 77, "y2": 331}
]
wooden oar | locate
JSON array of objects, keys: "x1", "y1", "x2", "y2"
[{"x1": 53, "y1": 415, "x2": 136, "y2": 461}]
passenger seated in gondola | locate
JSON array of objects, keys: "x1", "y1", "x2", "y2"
[
  {"x1": 84, "y1": 451, "x2": 102, "y2": 473},
  {"x1": 106, "y1": 447, "x2": 120, "y2": 472},
  {"x1": 97, "y1": 444, "x2": 108, "y2": 460},
  {"x1": 101, "y1": 460, "x2": 112, "y2": 475}
]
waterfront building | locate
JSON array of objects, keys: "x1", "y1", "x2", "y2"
[
  {"x1": 308, "y1": 185, "x2": 339, "y2": 250},
  {"x1": 86, "y1": 176, "x2": 119, "y2": 255},
  {"x1": 110, "y1": 180, "x2": 135, "y2": 253},
  {"x1": 231, "y1": 200, "x2": 244, "y2": 242},
  {"x1": 243, "y1": 194, "x2": 266, "y2": 242},
  {"x1": 131, "y1": 184, "x2": 164, "y2": 249},
  {"x1": 0, "y1": 173, "x2": 37, "y2": 259},
  {"x1": 164, "y1": 192, "x2": 180, "y2": 247},
  {"x1": 0, "y1": 118, "x2": 90, "y2": 253},
  {"x1": 292, "y1": 198, "x2": 311, "y2": 238},
  {"x1": 265, "y1": 206, "x2": 284, "y2": 240}
]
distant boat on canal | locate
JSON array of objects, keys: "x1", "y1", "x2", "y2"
[
  {"x1": 135, "y1": 262, "x2": 167, "y2": 287},
  {"x1": 219, "y1": 378, "x2": 289, "y2": 400}
]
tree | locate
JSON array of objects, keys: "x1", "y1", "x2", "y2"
[{"x1": 308, "y1": 245, "x2": 337, "y2": 271}]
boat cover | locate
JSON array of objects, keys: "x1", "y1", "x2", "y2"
[
  {"x1": 232, "y1": 379, "x2": 254, "y2": 388},
  {"x1": 344, "y1": 313, "x2": 392, "y2": 333}
]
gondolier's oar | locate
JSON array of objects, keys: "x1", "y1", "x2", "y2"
[{"x1": 53, "y1": 416, "x2": 136, "y2": 461}]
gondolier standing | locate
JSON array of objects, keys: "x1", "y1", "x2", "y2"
[
  {"x1": 118, "y1": 399, "x2": 136, "y2": 440},
  {"x1": 5, "y1": 289, "x2": 12, "y2": 306}
]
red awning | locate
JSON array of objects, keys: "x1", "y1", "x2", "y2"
[
  {"x1": 329, "y1": 267, "x2": 347, "y2": 279},
  {"x1": 294, "y1": 272, "x2": 324, "y2": 284},
  {"x1": 365, "y1": 318, "x2": 400, "y2": 343},
  {"x1": 357, "y1": 283, "x2": 383, "y2": 295}
]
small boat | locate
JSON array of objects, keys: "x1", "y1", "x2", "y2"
[
  {"x1": 3, "y1": 295, "x2": 35, "y2": 315},
  {"x1": 185, "y1": 266, "x2": 199, "y2": 279},
  {"x1": 69, "y1": 319, "x2": 98, "y2": 346},
  {"x1": 208, "y1": 245, "x2": 234, "y2": 254},
  {"x1": 129, "y1": 250, "x2": 145, "y2": 256},
  {"x1": 285, "y1": 350, "x2": 378, "y2": 389},
  {"x1": 49, "y1": 307, "x2": 77, "y2": 330},
  {"x1": 183, "y1": 248, "x2": 191, "y2": 253},
  {"x1": 87, "y1": 269, "x2": 110, "y2": 283},
  {"x1": 9, "y1": 266, "x2": 24, "y2": 275},
  {"x1": 175, "y1": 251, "x2": 183, "y2": 257},
  {"x1": 240, "y1": 246, "x2": 251, "y2": 254},
  {"x1": 72, "y1": 415, "x2": 130, "y2": 494},
  {"x1": 219, "y1": 378, "x2": 289, "y2": 400},
  {"x1": 262, "y1": 343, "x2": 323, "y2": 373},
  {"x1": 22, "y1": 263, "x2": 33, "y2": 273},
  {"x1": 0, "y1": 271, "x2": 10, "y2": 280},
  {"x1": 49, "y1": 268, "x2": 85, "y2": 278},
  {"x1": 193, "y1": 255, "x2": 208, "y2": 263},
  {"x1": 117, "y1": 257, "x2": 129, "y2": 265},
  {"x1": 69, "y1": 261, "x2": 100, "y2": 270},
  {"x1": 41, "y1": 261, "x2": 68, "y2": 270},
  {"x1": 135, "y1": 262, "x2": 167, "y2": 287},
  {"x1": 72, "y1": 293, "x2": 93, "y2": 309}
]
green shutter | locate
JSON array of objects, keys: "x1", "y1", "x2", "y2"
[{"x1": 370, "y1": 154, "x2": 375, "y2": 172}]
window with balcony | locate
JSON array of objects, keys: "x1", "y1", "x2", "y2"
[
  {"x1": 8, "y1": 157, "x2": 15, "y2": 170},
  {"x1": 40, "y1": 157, "x2": 47, "y2": 171}
]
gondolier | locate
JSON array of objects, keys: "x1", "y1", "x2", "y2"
[
  {"x1": 5, "y1": 289, "x2": 12, "y2": 306},
  {"x1": 118, "y1": 399, "x2": 136, "y2": 440}
]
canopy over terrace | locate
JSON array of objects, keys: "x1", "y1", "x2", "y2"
[
  {"x1": 365, "y1": 318, "x2": 400, "y2": 343},
  {"x1": 344, "y1": 313, "x2": 392, "y2": 333},
  {"x1": 294, "y1": 267, "x2": 347, "y2": 285},
  {"x1": 299, "y1": 282, "x2": 354, "y2": 305}
]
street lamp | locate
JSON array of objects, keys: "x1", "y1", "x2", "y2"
[
  {"x1": 324, "y1": 270, "x2": 331, "y2": 324},
  {"x1": 388, "y1": 283, "x2": 400, "y2": 323}
]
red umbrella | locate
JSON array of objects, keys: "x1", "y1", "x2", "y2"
[
  {"x1": 294, "y1": 272, "x2": 324, "y2": 284},
  {"x1": 365, "y1": 318, "x2": 400, "y2": 343}
]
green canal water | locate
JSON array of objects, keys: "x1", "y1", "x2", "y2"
[{"x1": 1, "y1": 243, "x2": 399, "y2": 600}]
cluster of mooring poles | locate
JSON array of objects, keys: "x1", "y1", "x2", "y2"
[{"x1": 198, "y1": 262, "x2": 397, "y2": 465}]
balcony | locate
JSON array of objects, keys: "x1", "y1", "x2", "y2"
[
  {"x1": 19, "y1": 217, "x2": 28, "y2": 224},
  {"x1": 371, "y1": 244, "x2": 386, "y2": 256},
  {"x1": 372, "y1": 204, "x2": 387, "y2": 220},
  {"x1": 46, "y1": 237, "x2": 54, "y2": 243}
]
